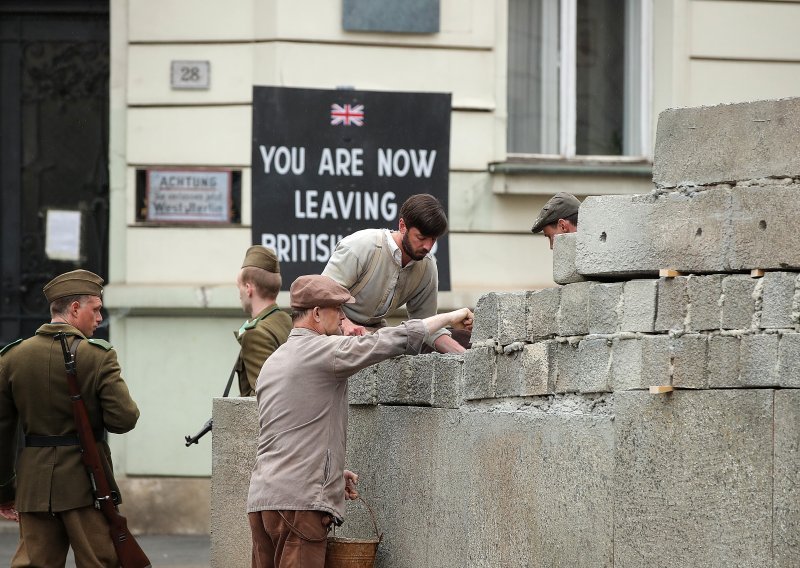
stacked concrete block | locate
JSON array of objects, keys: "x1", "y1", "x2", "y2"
[
  {"x1": 761, "y1": 272, "x2": 798, "y2": 328},
  {"x1": 471, "y1": 291, "x2": 527, "y2": 345},
  {"x1": 556, "y1": 338, "x2": 612, "y2": 393},
  {"x1": 496, "y1": 342, "x2": 555, "y2": 397},
  {"x1": 470, "y1": 292, "x2": 499, "y2": 344},
  {"x1": 655, "y1": 276, "x2": 688, "y2": 332},
  {"x1": 687, "y1": 274, "x2": 723, "y2": 331},
  {"x1": 614, "y1": 391, "x2": 774, "y2": 568},
  {"x1": 621, "y1": 279, "x2": 657, "y2": 332},
  {"x1": 721, "y1": 275, "x2": 758, "y2": 329},
  {"x1": 557, "y1": 281, "x2": 591, "y2": 336},
  {"x1": 778, "y1": 333, "x2": 800, "y2": 388},
  {"x1": 527, "y1": 287, "x2": 561, "y2": 340},
  {"x1": 431, "y1": 354, "x2": 464, "y2": 408},
  {"x1": 670, "y1": 334, "x2": 709, "y2": 389},
  {"x1": 739, "y1": 334, "x2": 780, "y2": 387},
  {"x1": 552, "y1": 233, "x2": 587, "y2": 285},
  {"x1": 706, "y1": 335, "x2": 742, "y2": 388},
  {"x1": 348, "y1": 366, "x2": 377, "y2": 405},
  {"x1": 376, "y1": 354, "x2": 435, "y2": 406},
  {"x1": 587, "y1": 282, "x2": 623, "y2": 334},
  {"x1": 653, "y1": 97, "x2": 800, "y2": 187},
  {"x1": 462, "y1": 345, "x2": 496, "y2": 400}
]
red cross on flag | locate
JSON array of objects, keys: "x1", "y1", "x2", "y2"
[{"x1": 330, "y1": 103, "x2": 365, "y2": 126}]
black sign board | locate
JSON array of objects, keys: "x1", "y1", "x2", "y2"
[{"x1": 251, "y1": 86, "x2": 451, "y2": 290}]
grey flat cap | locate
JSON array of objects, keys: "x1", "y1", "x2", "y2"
[{"x1": 530, "y1": 192, "x2": 581, "y2": 233}]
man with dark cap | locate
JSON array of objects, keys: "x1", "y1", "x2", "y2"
[
  {"x1": 246, "y1": 274, "x2": 473, "y2": 568},
  {"x1": 530, "y1": 192, "x2": 581, "y2": 249},
  {"x1": 323, "y1": 193, "x2": 470, "y2": 353},
  {"x1": 0, "y1": 269, "x2": 140, "y2": 567},
  {"x1": 235, "y1": 245, "x2": 292, "y2": 396}
]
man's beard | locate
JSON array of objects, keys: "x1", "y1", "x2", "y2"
[{"x1": 402, "y1": 232, "x2": 428, "y2": 261}]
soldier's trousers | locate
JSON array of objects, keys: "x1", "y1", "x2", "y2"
[{"x1": 12, "y1": 506, "x2": 118, "y2": 568}]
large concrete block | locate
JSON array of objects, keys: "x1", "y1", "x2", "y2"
[
  {"x1": 575, "y1": 190, "x2": 730, "y2": 277},
  {"x1": 687, "y1": 274, "x2": 723, "y2": 331},
  {"x1": 721, "y1": 275, "x2": 757, "y2": 330},
  {"x1": 431, "y1": 353, "x2": 464, "y2": 409},
  {"x1": 527, "y1": 287, "x2": 562, "y2": 340},
  {"x1": 610, "y1": 338, "x2": 647, "y2": 391},
  {"x1": 706, "y1": 335, "x2": 741, "y2": 388},
  {"x1": 774, "y1": 390, "x2": 800, "y2": 568},
  {"x1": 670, "y1": 334, "x2": 708, "y2": 389},
  {"x1": 552, "y1": 232, "x2": 587, "y2": 285},
  {"x1": 471, "y1": 292, "x2": 528, "y2": 345},
  {"x1": 346, "y1": 405, "x2": 614, "y2": 568},
  {"x1": 557, "y1": 281, "x2": 592, "y2": 336},
  {"x1": 588, "y1": 282, "x2": 623, "y2": 335},
  {"x1": 739, "y1": 334, "x2": 780, "y2": 387},
  {"x1": 496, "y1": 341, "x2": 555, "y2": 397},
  {"x1": 621, "y1": 279, "x2": 657, "y2": 332},
  {"x1": 777, "y1": 333, "x2": 800, "y2": 388},
  {"x1": 376, "y1": 354, "x2": 434, "y2": 406},
  {"x1": 760, "y1": 271, "x2": 798, "y2": 329},
  {"x1": 653, "y1": 97, "x2": 800, "y2": 187},
  {"x1": 614, "y1": 390, "x2": 774, "y2": 568},
  {"x1": 729, "y1": 184, "x2": 800, "y2": 271},
  {"x1": 655, "y1": 276, "x2": 688, "y2": 332},
  {"x1": 462, "y1": 345, "x2": 496, "y2": 400},
  {"x1": 210, "y1": 397, "x2": 258, "y2": 568}
]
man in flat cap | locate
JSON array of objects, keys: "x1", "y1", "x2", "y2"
[
  {"x1": 246, "y1": 274, "x2": 473, "y2": 568},
  {"x1": 530, "y1": 192, "x2": 581, "y2": 249},
  {"x1": 323, "y1": 193, "x2": 470, "y2": 353},
  {"x1": 235, "y1": 245, "x2": 292, "y2": 396},
  {"x1": 0, "y1": 269, "x2": 140, "y2": 567}
]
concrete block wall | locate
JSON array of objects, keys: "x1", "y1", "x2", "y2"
[{"x1": 211, "y1": 98, "x2": 799, "y2": 567}]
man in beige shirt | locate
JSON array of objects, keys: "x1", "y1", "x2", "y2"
[{"x1": 246, "y1": 274, "x2": 473, "y2": 568}]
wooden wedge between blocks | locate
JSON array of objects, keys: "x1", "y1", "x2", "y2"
[
  {"x1": 750, "y1": 269, "x2": 765, "y2": 278},
  {"x1": 659, "y1": 269, "x2": 684, "y2": 278},
  {"x1": 649, "y1": 385, "x2": 674, "y2": 394}
]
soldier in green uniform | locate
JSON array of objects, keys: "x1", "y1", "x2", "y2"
[
  {"x1": 0, "y1": 269, "x2": 140, "y2": 567},
  {"x1": 235, "y1": 246, "x2": 292, "y2": 396}
]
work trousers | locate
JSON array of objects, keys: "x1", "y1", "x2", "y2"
[
  {"x1": 12, "y1": 507, "x2": 118, "y2": 568},
  {"x1": 249, "y1": 510, "x2": 331, "y2": 568}
]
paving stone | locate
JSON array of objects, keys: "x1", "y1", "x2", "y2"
[
  {"x1": 462, "y1": 346, "x2": 496, "y2": 400},
  {"x1": 552, "y1": 232, "x2": 587, "y2": 284},
  {"x1": 774, "y1": 390, "x2": 800, "y2": 568},
  {"x1": 777, "y1": 333, "x2": 800, "y2": 388},
  {"x1": 655, "y1": 276, "x2": 688, "y2": 332},
  {"x1": 527, "y1": 287, "x2": 562, "y2": 340},
  {"x1": 739, "y1": 334, "x2": 780, "y2": 387},
  {"x1": 707, "y1": 335, "x2": 741, "y2": 388},
  {"x1": 557, "y1": 281, "x2": 591, "y2": 336},
  {"x1": 760, "y1": 272, "x2": 798, "y2": 329},
  {"x1": 614, "y1": 390, "x2": 773, "y2": 568},
  {"x1": 687, "y1": 274, "x2": 723, "y2": 331},
  {"x1": 621, "y1": 279, "x2": 657, "y2": 333},
  {"x1": 588, "y1": 282, "x2": 623, "y2": 335},
  {"x1": 721, "y1": 275, "x2": 757, "y2": 330},
  {"x1": 653, "y1": 97, "x2": 800, "y2": 187}
]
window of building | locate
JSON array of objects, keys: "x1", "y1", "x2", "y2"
[{"x1": 507, "y1": 0, "x2": 652, "y2": 159}]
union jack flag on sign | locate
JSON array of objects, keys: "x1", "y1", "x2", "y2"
[{"x1": 330, "y1": 103, "x2": 365, "y2": 126}]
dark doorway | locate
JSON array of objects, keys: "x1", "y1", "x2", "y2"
[{"x1": 0, "y1": 0, "x2": 110, "y2": 346}]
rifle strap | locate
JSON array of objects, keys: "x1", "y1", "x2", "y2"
[{"x1": 222, "y1": 351, "x2": 241, "y2": 398}]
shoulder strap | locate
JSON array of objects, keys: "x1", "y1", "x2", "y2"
[
  {"x1": 349, "y1": 230, "x2": 384, "y2": 298},
  {"x1": 223, "y1": 351, "x2": 242, "y2": 397},
  {"x1": 0, "y1": 338, "x2": 23, "y2": 356},
  {"x1": 70, "y1": 337, "x2": 82, "y2": 358}
]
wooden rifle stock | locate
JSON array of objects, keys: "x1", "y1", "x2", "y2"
[{"x1": 56, "y1": 333, "x2": 152, "y2": 568}]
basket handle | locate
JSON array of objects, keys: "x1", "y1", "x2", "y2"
[{"x1": 357, "y1": 495, "x2": 383, "y2": 543}]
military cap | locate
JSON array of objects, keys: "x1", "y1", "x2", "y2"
[
  {"x1": 43, "y1": 269, "x2": 104, "y2": 303},
  {"x1": 530, "y1": 192, "x2": 581, "y2": 233},
  {"x1": 242, "y1": 245, "x2": 280, "y2": 273},
  {"x1": 290, "y1": 275, "x2": 355, "y2": 309}
]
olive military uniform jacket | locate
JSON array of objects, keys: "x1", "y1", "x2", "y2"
[
  {"x1": 0, "y1": 323, "x2": 140, "y2": 512},
  {"x1": 235, "y1": 305, "x2": 292, "y2": 396}
]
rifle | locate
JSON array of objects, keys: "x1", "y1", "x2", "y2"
[
  {"x1": 184, "y1": 353, "x2": 239, "y2": 447},
  {"x1": 55, "y1": 333, "x2": 152, "y2": 568}
]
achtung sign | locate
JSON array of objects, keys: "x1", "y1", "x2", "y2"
[
  {"x1": 251, "y1": 86, "x2": 451, "y2": 289},
  {"x1": 146, "y1": 169, "x2": 232, "y2": 223}
]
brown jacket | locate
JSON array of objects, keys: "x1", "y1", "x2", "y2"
[
  {"x1": 0, "y1": 323, "x2": 140, "y2": 512},
  {"x1": 235, "y1": 305, "x2": 292, "y2": 396}
]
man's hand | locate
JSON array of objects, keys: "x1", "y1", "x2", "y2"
[
  {"x1": 0, "y1": 501, "x2": 18, "y2": 522},
  {"x1": 343, "y1": 470, "x2": 359, "y2": 500},
  {"x1": 451, "y1": 309, "x2": 473, "y2": 331},
  {"x1": 341, "y1": 317, "x2": 367, "y2": 337}
]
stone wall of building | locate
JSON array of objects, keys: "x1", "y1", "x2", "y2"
[{"x1": 211, "y1": 98, "x2": 800, "y2": 567}]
